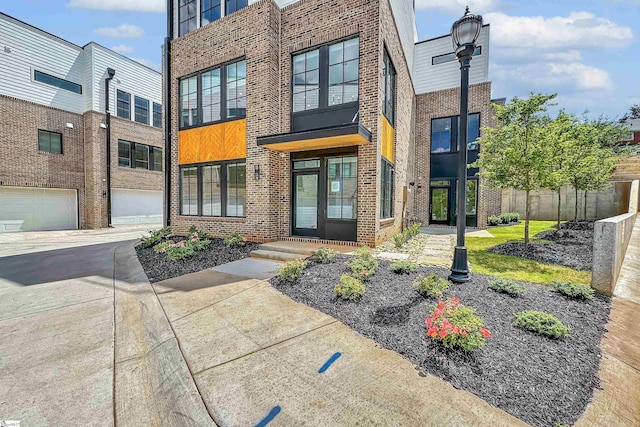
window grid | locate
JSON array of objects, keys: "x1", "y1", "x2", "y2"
[
  {"x1": 153, "y1": 148, "x2": 163, "y2": 172},
  {"x1": 292, "y1": 49, "x2": 320, "y2": 113},
  {"x1": 328, "y1": 38, "x2": 359, "y2": 106},
  {"x1": 118, "y1": 140, "x2": 131, "y2": 166},
  {"x1": 382, "y1": 50, "x2": 396, "y2": 126},
  {"x1": 202, "y1": 164, "x2": 222, "y2": 216},
  {"x1": 179, "y1": 0, "x2": 197, "y2": 36},
  {"x1": 134, "y1": 144, "x2": 149, "y2": 169},
  {"x1": 432, "y1": 46, "x2": 481, "y2": 65},
  {"x1": 134, "y1": 96, "x2": 149, "y2": 125},
  {"x1": 179, "y1": 161, "x2": 246, "y2": 217},
  {"x1": 225, "y1": 0, "x2": 247, "y2": 15},
  {"x1": 117, "y1": 90, "x2": 131, "y2": 120},
  {"x1": 327, "y1": 156, "x2": 357, "y2": 220},
  {"x1": 180, "y1": 76, "x2": 198, "y2": 128},
  {"x1": 202, "y1": 68, "x2": 222, "y2": 123},
  {"x1": 34, "y1": 70, "x2": 82, "y2": 94},
  {"x1": 201, "y1": 0, "x2": 221, "y2": 26},
  {"x1": 180, "y1": 167, "x2": 198, "y2": 216},
  {"x1": 38, "y1": 130, "x2": 62, "y2": 154},
  {"x1": 381, "y1": 159, "x2": 394, "y2": 219},
  {"x1": 226, "y1": 61, "x2": 246, "y2": 118},
  {"x1": 153, "y1": 103, "x2": 162, "y2": 128}
]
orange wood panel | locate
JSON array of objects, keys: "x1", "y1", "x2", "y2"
[
  {"x1": 262, "y1": 133, "x2": 368, "y2": 153},
  {"x1": 381, "y1": 115, "x2": 394, "y2": 163},
  {"x1": 178, "y1": 119, "x2": 247, "y2": 165}
]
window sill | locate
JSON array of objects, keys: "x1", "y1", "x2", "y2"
[
  {"x1": 380, "y1": 218, "x2": 395, "y2": 227},
  {"x1": 177, "y1": 216, "x2": 247, "y2": 223},
  {"x1": 38, "y1": 151, "x2": 63, "y2": 156},
  {"x1": 117, "y1": 165, "x2": 163, "y2": 173}
]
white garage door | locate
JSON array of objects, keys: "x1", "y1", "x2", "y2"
[
  {"x1": 112, "y1": 189, "x2": 163, "y2": 225},
  {"x1": 0, "y1": 186, "x2": 78, "y2": 232}
]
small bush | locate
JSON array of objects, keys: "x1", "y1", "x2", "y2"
[
  {"x1": 165, "y1": 242, "x2": 195, "y2": 260},
  {"x1": 514, "y1": 310, "x2": 569, "y2": 339},
  {"x1": 140, "y1": 227, "x2": 172, "y2": 248},
  {"x1": 277, "y1": 259, "x2": 307, "y2": 282},
  {"x1": 188, "y1": 225, "x2": 210, "y2": 240},
  {"x1": 552, "y1": 280, "x2": 594, "y2": 300},
  {"x1": 425, "y1": 297, "x2": 490, "y2": 351},
  {"x1": 414, "y1": 274, "x2": 450, "y2": 298},
  {"x1": 223, "y1": 231, "x2": 245, "y2": 248},
  {"x1": 153, "y1": 241, "x2": 175, "y2": 253},
  {"x1": 392, "y1": 223, "x2": 422, "y2": 248},
  {"x1": 334, "y1": 274, "x2": 366, "y2": 300},
  {"x1": 488, "y1": 216, "x2": 501, "y2": 226},
  {"x1": 390, "y1": 260, "x2": 418, "y2": 274},
  {"x1": 393, "y1": 233, "x2": 407, "y2": 248},
  {"x1": 315, "y1": 247, "x2": 339, "y2": 264},
  {"x1": 498, "y1": 213, "x2": 511, "y2": 224},
  {"x1": 347, "y1": 246, "x2": 378, "y2": 281},
  {"x1": 488, "y1": 278, "x2": 526, "y2": 297},
  {"x1": 508, "y1": 212, "x2": 521, "y2": 222}
]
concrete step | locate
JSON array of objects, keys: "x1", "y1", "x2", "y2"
[
  {"x1": 250, "y1": 249, "x2": 308, "y2": 262},
  {"x1": 257, "y1": 243, "x2": 315, "y2": 256}
]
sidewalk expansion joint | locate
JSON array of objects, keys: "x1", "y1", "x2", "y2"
[
  {"x1": 115, "y1": 336, "x2": 177, "y2": 365},
  {"x1": 0, "y1": 296, "x2": 112, "y2": 322}
]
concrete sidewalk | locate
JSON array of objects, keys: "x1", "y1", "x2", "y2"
[{"x1": 153, "y1": 268, "x2": 527, "y2": 426}]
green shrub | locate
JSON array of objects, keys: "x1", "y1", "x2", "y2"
[
  {"x1": 165, "y1": 242, "x2": 195, "y2": 260},
  {"x1": 514, "y1": 310, "x2": 569, "y2": 339},
  {"x1": 393, "y1": 233, "x2": 407, "y2": 248},
  {"x1": 277, "y1": 259, "x2": 307, "y2": 282},
  {"x1": 414, "y1": 274, "x2": 450, "y2": 298},
  {"x1": 315, "y1": 247, "x2": 339, "y2": 264},
  {"x1": 187, "y1": 225, "x2": 210, "y2": 240},
  {"x1": 140, "y1": 227, "x2": 171, "y2": 248},
  {"x1": 488, "y1": 278, "x2": 526, "y2": 297},
  {"x1": 223, "y1": 232, "x2": 245, "y2": 248},
  {"x1": 426, "y1": 297, "x2": 490, "y2": 351},
  {"x1": 347, "y1": 246, "x2": 378, "y2": 281},
  {"x1": 391, "y1": 260, "x2": 418, "y2": 274},
  {"x1": 552, "y1": 280, "x2": 594, "y2": 300},
  {"x1": 498, "y1": 213, "x2": 511, "y2": 224},
  {"x1": 153, "y1": 241, "x2": 175, "y2": 253},
  {"x1": 488, "y1": 216, "x2": 501, "y2": 226},
  {"x1": 509, "y1": 212, "x2": 521, "y2": 222},
  {"x1": 334, "y1": 274, "x2": 366, "y2": 300},
  {"x1": 392, "y1": 223, "x2": 422, "y2": 248}
]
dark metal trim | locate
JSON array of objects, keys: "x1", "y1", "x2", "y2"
[
  {"x1": 257, "y1": 123, "x2": 371, "y2": 147},
  {"x1": 164, "y1": 0, "x2": 173, "y2": 227}
]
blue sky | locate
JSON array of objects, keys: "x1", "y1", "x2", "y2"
[{"x1": 2, "y1": 0, "x2": 638, "y2": 118}]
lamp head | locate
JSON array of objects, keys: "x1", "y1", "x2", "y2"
[{"x1": 451, "y1": 6, "x2": 483, "y2": 59}]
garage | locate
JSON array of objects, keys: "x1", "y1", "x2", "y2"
[
  {"x1": 0, "y1": 186, "x2": 78, "y2": 232},
  {"x1": 111, "y1": 189, "x2": 163, "y2": 225}
]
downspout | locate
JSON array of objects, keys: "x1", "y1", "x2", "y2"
[
  {"x1": 164, "y1": 0, "x2": 173, "y2": 227},
  {"x1": 105, "y1": 67, "x2": 116, "y2": 227}
]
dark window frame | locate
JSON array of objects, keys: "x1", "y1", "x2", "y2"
[
  {"x1": 432, "y1": 46, "x2": 481, "y2": 66},
  {"x1": 34, "y1": 70, "x2": 82, "y2": 94},
  {"x1": 380, "y1": 158, "x2": 394, "y2": 219},
  {"x1": 179, "y1": 160, "x2": 247, "y2": 217},
  {"x1": 382, "y1": 48, "x2": 396, "y2": 126},
  {"x1": 179, "y1": 0, "x2": 197, "y2": 37},
  {"x1": 430, "y1": 113, "x2": 481, "y2": 154},
  {"x1": 134, "y1": 96, "x2": 150, "y2": 125},
  {"x1": 118, "y1": 140, "x2": 131, "y2": 167},
  {"x1": 38, "y1": 129, "x2": 63, "y2": 154},
  {"x1": 117, "y1": 139, "x2": 162, "y2": 172},
  {"x1": 153, "y1": 102, "x2": 162, "y2": 128},
  {"x1": 225, "y1": 0, "x2": 248, "y2": 15},
  {"x1": 178, "y1": 57, "x2": 247, "y2": 130},
  {"x1": 116, "y1": 89, "x2": 131, "y2": 120},
  {"x1": 290, "y1": 36, "x2": 360, "y2": 117},
  {"x1": 201, "y1": 0, "x2": 222, "y2": 26}
]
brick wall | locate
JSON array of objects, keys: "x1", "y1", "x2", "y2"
[{"x1": 414, "y1": 81, "x2": 500, "y2": 228}]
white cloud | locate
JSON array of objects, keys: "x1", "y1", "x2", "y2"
[
  {"x1": 111, "y1": 45, "x2": 135, "y2": 54},
  {"x1": 68, "y1": 0, "x2": 164, "y2": 12},
  {"x1": 492, "y1": 62, "x2": 613, "y2": 91},
  {"x1": 415, "y1": 0, "x2": 500, "y2": 14},
  {"x1": 486, "y1": 11, "x2": 634, "y2": 50},
  {"x1": 131, "y1": 58, "x2": 161, "y2": 72},
  {"x1": 95, "y1": 24, "x2": 145, "y2": 38}
]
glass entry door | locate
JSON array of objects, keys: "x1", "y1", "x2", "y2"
[
  {"x1": 430, "y1": 187, "x2": 450, "y2": 224},
  {"x1": 293, "y1": 171, "x2": 319, "y2": 237}
]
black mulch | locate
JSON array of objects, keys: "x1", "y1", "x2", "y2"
[
  {"x1": 487, "y1": 221, "x2": 595, "y2": 271},
  {"x1": 271, "y1": 257, "x2": 610, "y2": 427},
  {"x1": 135, "y1": 237, "x2": 259, "y2": 283}
]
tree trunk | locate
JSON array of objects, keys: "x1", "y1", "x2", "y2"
[
  {"x1": 574, "y1": 186, "x2": 579, "y2": 223},
  {"x1": 525, "y1": 189, "x2": 530, "y2": 244},
  {"x1": 584, "y1": 190, "x2": 588, "y2": 221},
  {"x1": 557, "y1": 189, "x2": 562, "y2": 230}
]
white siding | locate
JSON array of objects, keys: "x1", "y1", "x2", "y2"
[
  {"x1": 88, "y1": 43, "x2": 162, "y2": 117},
  {"x1": 0, "y1": 13, "x2": 86, "y2": 114},
  {"x1": 414, "y1": 25, "x2": 490, "y2": 94},
  {"x1": 389, "y1": 0, "x2": 417, "y2": 75}
]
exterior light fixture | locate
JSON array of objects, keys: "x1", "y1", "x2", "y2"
[
  {"x1": 449, "y1": 6, "x2": 483, "y2": 284},
  {"x1": 65, "y1": 122, "x2": 74, "y2": 129},
  {"x1": 99, "y1": 123, "x2": 107, "y2": 129}
]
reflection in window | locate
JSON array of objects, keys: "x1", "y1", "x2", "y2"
[
  {"x1": 134, "y1": 96, "x2": 149, "y2": 125},
  {"x1": 153, "y1": 148, "x2": 163, "y2": 172},
  {"x1": 292, "y1": 49, "x2": 319, "y2": 113},
  {"x1": 202, "y1": 68, "x2": 221, "y2": 123},
  {"x1": 382, "y1": 50, "x2": 396, "y2": 125},
  {"x1": 226, "y1": 61, "x2": 246, "y2": 118},
  {"x1": 38, "y1": 130, "x2": 62, "y2": 154},
  {"x1": 179, "y1": 0, "x2": 197, "y2": 36},
  {"x1": 466, "y1": 179, "x2": 477, "y2": 215},
  {"x1": 227, "y1": 162, "x2": 246, "y2": 217},
  {"x1": 201, "y1": 0, "x2": 221, "y2": 26},
  {"x1": 328, "y1": 38, "x2": 359, "y2": 106},
  {"x1": 135, "y1": 144, "x2": 149, "y2": 169},
  {"x1": 117, "y1": 90, "x2": 131, "y2": 120},
  {"x1": 226, "y1": 0, "x2": 247, "y2": 15},
  {"x1": 180, "y1": 76, "x2": 198, "y2": 127},
  {"x1": 381, "y1": 159, "x2": 393, "y2": 219},
  {"x1": 457, "y1": 113, "x2": 480, "y2": 150},
  {"x1": 431, "y1": 117, "x2": 452, "y2": 153},
  {"x1": 327, "y1": 156, "x2": 357, "y2": 219},
  {"x1": 180, "y1": 167, "x2": 198, "y2": 216},
  {"x1": 202, "y1": 165, "x2": 222, "y2": 216},
  {"x1": 118, "y1": 140, "x2": 131, "y2": 166},
  {"x1": 153, "y1": 102, "x2": 162, "y2": 128}
]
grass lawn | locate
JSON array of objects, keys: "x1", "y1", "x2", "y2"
[{"x1": 466, "y1": 220, "x2": 592, "y2": 285}]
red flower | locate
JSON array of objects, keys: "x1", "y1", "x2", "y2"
[
  {"x1": 461, "y1": 331, "x2": 468, "y2": 337},
  {"x1": 479, "y1": 328, "x2": 491, "y2": 338},
  {"x1": 439, "y1": 329, "x2": 449, "y2": 338},
  {"x1": 426, "y1": 317, "x2": 433, "y2": 328},
  {"x1": 427, "y1": 326, "x2": 438, "y2": 337}
]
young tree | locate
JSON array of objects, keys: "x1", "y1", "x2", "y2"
[{"x1": 473, "y1": 93, "x2": 556, "y2": 243}]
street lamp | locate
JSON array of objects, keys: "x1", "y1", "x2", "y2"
[{"x1": 449, "y1": 6, "x2": 483, "y2": 283}]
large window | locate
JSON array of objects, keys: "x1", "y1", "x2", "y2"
[
  {"x1": 118, "y1": 139, "x2": 162, "y2": 171},
  {"x1": 179, "y1": 59, "x2": 246, "y2": 129},
  {"x1": 134, "y1": 96, "x2": 149, "y2": 125},
  {"x1": 225, "y1": 0, "x2": 247, "y2": 15},
  {"x1": 381, "y1": 159, "x2": 393, "y2": 219},
  {"x1": 179, "y1": 161, "x2": 246, "y2": 217},
  {"x1": 34, "y1": 70, "x2": 82, "y2": 94},
  {"x1": 202, "y1": 0, "x2": 221, "y2": 26},
  {"x1": 135, "y1": 144, "x2": 149, "y2": 169},
  {"x1": 153, "y1": 148, "x2": 163, "y2": 172},
  {"x1": 118, "y1": 140, "x2": 131, "y2": 166},
  {"x1": 153, "y1": 102, "x2": 162, "y2": 128},
  {"x1": 38, "y1": 130, "x2": 62, "y2": 154},
  {"x1": 382, "y1": 50, "x2": 396, "y2": 125},
  {"x1": 291, "y1": 38, "x2": 359, "y2": 113},
  {"x1": 117, "y1": 90, "x2": 131, "y2": 120},
  {"x1": 179, "y1": 0, "x2": 197, "y2": 36},
  {"x1": 327, "y1": 156, "x2": 357, "y2": 219},
  {"x1": 466, "y1": 179, "x2": 477, "y2": 216},
  {"x1": 431, "y1": 113, "x2": 480, "y2": 153}
]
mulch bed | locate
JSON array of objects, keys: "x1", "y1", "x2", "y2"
[
  {"x1": 271, "y1": 257, "x2": 610, "y2": 427},
  {"x1": 135, "y1": 237, "x2": 259, "y2": 283},
  {"x1": 487, "y1": 221, "x2": 594, "y2": 271}
]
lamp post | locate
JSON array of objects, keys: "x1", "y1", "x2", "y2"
[{"x1": 449, "y1": 6, "x2": 483, "y2": 283}]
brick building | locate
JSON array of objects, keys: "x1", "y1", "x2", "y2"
[
  {"x1": 165, "y1": 0, "x2": 501, "y2": 246},
  {"x1": 0, "y1": 12, "x2": 164, "y2": 232}
]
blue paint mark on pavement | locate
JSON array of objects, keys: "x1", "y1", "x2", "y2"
[
  {"x1": 319, "y1": 352, "x2": 342, "y2": 373},
  {"x1": 255, "y1": 406, "x2": 281, "y2": 427}
]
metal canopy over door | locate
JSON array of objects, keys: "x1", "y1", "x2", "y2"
[{"x1": 0, "y1": 186, "x2": 77, "y2": 232}]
